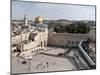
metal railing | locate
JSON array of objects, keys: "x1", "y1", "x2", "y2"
[{"x1": 78, "y1": 40, "x2": 95, "y2": 66}]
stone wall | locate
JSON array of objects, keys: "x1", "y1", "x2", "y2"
[{"x1": 47, "y1": 33, "x2": 89, "y2": 47}]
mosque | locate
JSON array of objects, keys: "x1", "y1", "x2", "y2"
[{"x1": 12, "y1": 16, "x2": 48, "y2": 57}]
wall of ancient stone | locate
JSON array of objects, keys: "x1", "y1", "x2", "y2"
[{"x1": 47, "y1": 33, "x2": 89, "y2": 47}]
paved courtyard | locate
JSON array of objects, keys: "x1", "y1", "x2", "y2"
[{"x1": 12, "y1": 48, "x2": 76, "y2": 74}]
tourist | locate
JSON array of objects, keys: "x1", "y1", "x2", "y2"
[
  {"x1": 46, "y1": 62, "x2": 49, "y2": 67},
  {"x1": 28, "y1": 67, "x2": 30, "y2": 71}
]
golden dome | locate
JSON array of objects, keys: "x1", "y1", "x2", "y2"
[{"x1": 34, "y1": 16, "x2": 43, "y2": 24}]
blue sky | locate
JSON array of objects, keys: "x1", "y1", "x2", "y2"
[{"x1": 12, "y1": 1, "x2": 96, "y2": 21}]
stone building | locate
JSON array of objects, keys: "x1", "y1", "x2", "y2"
[
  {"x1": 22, "y1": 16, "x2": 48, "y2": 52},
  {"x1": 12, "y1": 16, "x2": 48, "y2": 53}
]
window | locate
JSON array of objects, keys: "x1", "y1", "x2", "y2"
[
  {"x1": 13, "y1": 49, "x2": 16, "y2": 52},
  {"x1": 32, "y1": 39, "x2": 34, "y2": 41}
]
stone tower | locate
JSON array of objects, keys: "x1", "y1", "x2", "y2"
[{"x1": 24, "y1": 15, "x2": 28, "y2": 26}]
